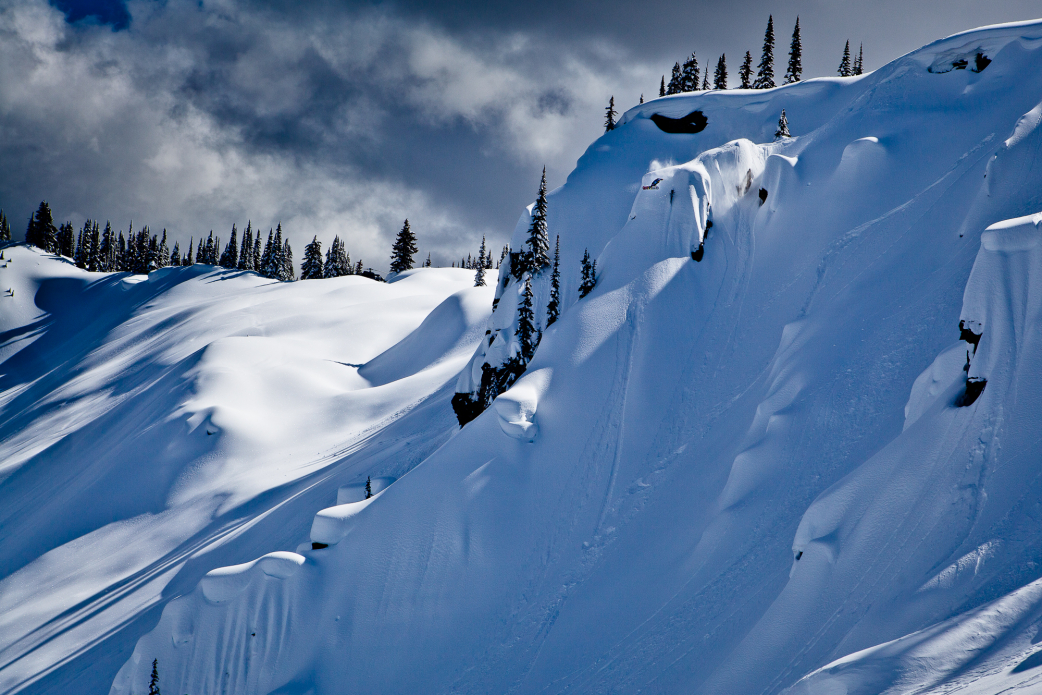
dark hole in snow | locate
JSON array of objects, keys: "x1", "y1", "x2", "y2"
[
  {"x1": 758, "y1": 188, "x2": 768, "y2": 205},
  {"x1": 794, "y1": 551, "x2": 803, "y2": 561},
  {"x1": 1012, "y1": 650, "x2": 1042, "y2": 673},
  {"x1": 650, "y1": 110, "x2": 708, "y2": 134},
  {"x1": 692, "y1": 244, "x2": 704, "y2": 262},
  {"x1": 957, "y1": 377, "x2": 987, "y2": 407},
  {"x1": 959, "y1": 320, "x2": 982, "y2": 350},
  {"x1": 929, "y1": 51, "x2": 992, "y2": 74},
  {"x1": 705, "y1": 220, "x2": 713, "y2": 231},
  {"x1": 311, "y1": 542, "x2": 328, "y2": 550},
  {"x1": 974, "y1": 53, "x2": 992, "y2": 72}
]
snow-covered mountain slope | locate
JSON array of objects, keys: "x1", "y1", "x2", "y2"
[
  {"x1": 105, "y1": 19, "x2": 1042, "y2": 695},
  {"x1": 0, "y1": 251, "x2": 493, "y2": 694}
]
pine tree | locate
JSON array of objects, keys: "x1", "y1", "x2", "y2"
[
  {"x1": 474, "y1": 236, "x2": 487, "y2": 287},
  {"x1": 100, "y1": 222, "x2": 115, "y2": 271},
  {"x1": 145, "y1": 228, "x2": 159, "y2": 272},
  {"x1": 87, "y1": 222, "x2": 102, "y2": 271},
  {"x1": 740, "y1": 51, "x2": 754, "y2": 89},
  {"x1": 785, "y1": 17, "x2": 802, "y2": 84},
  {"x1": 116, "y1": 231, "x2": 127, "y2": 271},
  {"x1": 775, "y1": 109, "x2": 791, "y2": 139},
  {"x1": 753, "y1": 15, "x2": 776, "y2": 89},
  {"x1": 520, "y1": 168, "x2": 551, "y2": 275},
  {"x1": 203, "y1": 231, "x2": 215, "y2": 265},
  {"x1": 639, "y1": 93, "x2": 644, "y2": 104},
  {"x1": 680, "y1": 52, "x2": 699, "y2": 92},
  {"x1": 389, "y1": 219, "x2": 418, "y2": 274},
  {"x1": 301, "y1": 236, "x2": 324, "y2": 279},
  {"x1": 253, "y1": 230, "x2": 262, "y2": 270},
  {"x1": 365, "y1": 476, "x2": 372, "y2": 499},
  {"x1": 238, "y1": 222, "x2": 253, "y2": 270},
  {"x1": 659, "y1": 75, "x2": 666, "y2": 97},
  {"x1": 194, "y1": 236, "x2": 203, "y2": 265},
  {"x1": 701, "y1": 73, "x2": 709, "y2": 90},
  {"x1": 26, "y1": 202, "x2": 58, "y2": 252},
  {"x1": 517, "y1": 275, "x2": 537, "y2": 364},
  {"x1": 546, "y1": 236, "x2": 561, "y2": 327},
  {"x1": 854, "y1": 43, "x2": 864, "y2": 75},
  {"x1": 424, "y1": 252, "x2": 431, "y2": 267},
  {"x1": 579, "y1": 249, "x2": 597, "y2": 298},
  {"x1": 323, "y1": 236, "x2": 339, "y2": 278},
  {"x1": 259, "y1": 230, "x2": 273, "y2": 277},
  {"x1": 281, "y1": 238, "x2": 294, "y2": 281},
  {"x1": 219, "y1": 224, "x2": 238, "y2": 268},
  {"x1": 604, "y1": 96, "x2": 617, "y2": 132},
  {"x1": 149, "y1": 658, "x2": 161, "y2": 695},
  {"x1": 838, "y1": 40, "x2": 852, "y2": 77},
  {"x1": 714, "y1": 54, "x2": 728, "y2": 89},
  {"x1": 170, "y1": 242, "x2": 180, "y2": 267},
  {"x1": 0, "y1": 209, "x2": 10, "y2": 242},
  {"x1": 185, "y1": 237, "x2": 194, "y2": 265},
  {"x1": 667, "y1": 62, "x2": 682, "y2": 95},
  {"x1": 157, "y1": 229, "x2": 169, "y2": 269}
]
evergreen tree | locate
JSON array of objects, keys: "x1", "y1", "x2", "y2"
[
  {"x1": 57, "y1": 222, "x2": 74, "y2": 257},
  {"x1": 579, "y1": 249, "x2": 597, "y2": 298},
  {"x1": 74, "y1": 227, "x2": 85, "y2": 267},
  {"x1": 87, "y1": 222, "x2": 102, "y2": 272},
  {"x1": 259, "y1": 230, "x2": 273, "y2": 276},
  {"x1": 424, "y1": 252, "x2": 432, "y2": 267},
  {"x1": 323, "y1": 236, "x2": 339, "y2": 277},
  {"x1": 519, "y1": 168, "x2": 551, "y2": 275},
  {"x1": 714, "y1": 54, "x2": 728, "y2": 89},
  {"x1": 680, "y1": 52, "x2": 699, "y2": 92},
  {"x1": 301, "y1": 236, "x2": 324, "y2": 279},
  {"x1": 239, "y1": 222, "x2": 253, "y2": 270},
  {"x1": 546, "y1": 236, "x2": 561, "y2": 327},
  {"x1": 389, "y1": 219, "x2": 418, "y2": 274},
  {"x1": 149, "y1": 658, "x2": 161, "y2": 695},
  {"x1": 281, "y1": 238, "x2": 295, "y2": 281},
  {"x1": 474, "y1": 236, "x2": 487, "y2": 287},
  {"x1": 185, "y1": 237, "x2": 194, "y2": 265},
  {"x1": 753, "y1": 15, "x2": 776, "y2": 89},
  {"x1": 517, "y1": 275, "x2": 537, "y2": 364},
  {"x1": 639, "y1": 94, "x2": 644, "y2": 104},
  {"x1": 659, "y1": 75, "x2": 666, "y2": 97},
  {"x1": 100, "y1": 222, "x2": 115, "y2": 271},
  {"x1": 253, "y1": 230, "x2": 262, "y2": 270},
  {"x1": 838, "y1": 40, "x2": 852, "y2": 77},
  {"x1": 667, "y1": 62, "x2": 682, "y2": 95},
  {"x1": 775, "y1": 109, "x2": 791, "y2": 139},
  {"x1": 157, "y1": 229, "x2": 169, "y2": 269},
  {"x1": 355, "y1": 259, "x2": 363, "y2": 275},
  {"x1": 854, "y1": 43, "x2": 864, "y2": 75},
  {"x1": 195, "y1": 236, "x2": 204, "y2": 265},
  {"x1": 0, "y1": 209, "x2": 10, "y2": 242},
  {"x1": 702, "y1": 73, "x2": 710, "y2": 90},
  {"x1": 739, "y1": 51, "x2": 754, "y2": 89},
  {"x1": 26, "y1": 202, "x2": 58, "y2": 252},
  {"x1": 170, "y1": 242, "x2": 180, "y2": 267},
  {"x1": 604, "y1": 96, "x2": 617, "y2": 132},
  {"x1": 145, "y1": 228, "x2": 158, "y2": 272},
  {"x1": 116, "y1": 231, "x2": 127, "y2": 271},
  {"x1": 784, "y1": 17, "x2": 802, "y2": 84},
  {"x1": 365, "y1": 476, "x2": 372, "y2": 499},
  {"x1": 204, "y1": 231, "x2": 215, "y2": 265},
  {"x1": 219, "y1": 224, "x2": 238, "y2": 268}
]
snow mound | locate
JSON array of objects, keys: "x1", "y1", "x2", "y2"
[{"x1": 200, "y1": 552, "x2": 305, "y2": 603}]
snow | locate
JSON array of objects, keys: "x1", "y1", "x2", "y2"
[{"x1": 4, "y1": 17, "x2": 1042, "y2": 695}]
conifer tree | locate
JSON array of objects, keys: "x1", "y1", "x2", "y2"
[
  {"x1": 57, "y1": 222, "x2": 73, "y2": 257},
  {"x1": 714, "y1": 54, "x2": 728, "y2": 89},
  {"x1": 474, "y1": 236, "x2": 487, "y2": 287},
  {"x1": 520, "y1": 168, "x2": 551, "y2": 275},
  {"x1": 117, "y1": 231, "x2": 127, "y2": 271},
  {"x1": 739, "y1": 51, "x2": 754, "y2": 89},
  {"x1": 389, "y1": 219, "x2": 418, "y2": 273},
  {"x1": 220, "y1": 224, "x2": 238, "y2": 268},
  {"x1": 355, "y1": 259, "x2": 363, "y2": 275},
  {"x1": 145, "y1": 228, "x2": 159, "y2": 272},
  {"x1": 753, "y1": 15, "x2": 776, "y2": 89},
  {"x1": 667, "y1": 62, "x2": 682, "y2": 95},
  {"x1": 170, "y1": 242, "x2": 180, "y2": 267},
  {"x1": 546, "y1": 236, "x2": 561, "y2": 327},
  {"x1": 253, "y1": 230, "x2": 262, "y2": 270},
  {"x1": 281, "y1": 238, "x2": 295, "y2": 281},
  {"x1": 323, "y1": 236, "x2": 339, "y2": 277},
  {"x1": 604, "y1": 96, "x2": 617, "y2": 132},
  {"x1": 149, "y1": 658, "x2": 161, "y2": 695},
  {"x1": 203, "y1": 231, "x2": 215, "y2": 265},
  {"x1": 259, "y1": 230, "x2": 273, "y2": 276},
  {"x1": 854, "y1": 44, "x2": 864, "y2": 75},
  {"x1": 639, "y1": 93, "x2": 644, "y2": 104},
  {"x1": 680, "y1": 53, "x2": 699, "y2": 92},
  {"x1": 185, "y1": 237, "x2": 194, "y2": 265},
  {"x1": 74, "y1": 228, "x2": 85, "y2": 267},
  {"x1": 579, "y1": 249, "x2": 597, "y2": 298},
  {"x1": 785, "y1": 17, "x2": 802, "y2": 83},
  {"x1": 88, "y1": 222, "x2": 102, "y2": 271},
  {"x1": 838, "y1": 40, "x2": 852, "y2": 77},
  {"x1": 26, "y1": 202, "x2": 58, "y2": 252},
  {"x1": 517, "y1": 275, "x2": 537, "y2": 364},
  {"x1": 194, "y1": 236, "x2": 204, "y2": 265},
  {"x1": 659, "y1": 76, "x2": 666, "y2": 97},
  {"x1": 365, "y1": 476, "x2": 372, "y2": 499},
  {"x1": 424, "y1": 252, "x2": 432, "y2": 267},
  {"x1": 775, "y1": 109, "x2": 791, "y2": 139},
  {"x1": 239, "y1": 223, "x2": 253, "y2": 270},
  {"x1": 0, "y1": 209, "x2": 10, "y2": 242},
  {"x1": 701, "y1": 73, "x2": 709, "y2": 90},
  {"x1": 157, "y1": 230, "x2": 169, "y2": 269},
  {"x1": 301, "y1": 236, "x2": 324, "y2": 279},
  {"x1": 100, "y1": 222, "x2": 115, "y2": 271}
]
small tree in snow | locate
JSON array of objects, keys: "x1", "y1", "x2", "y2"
[
  {"x1": 365, "y1": 476, "x2": 372, "y2": 499},
  {"x1": 667, "y1": 62, "x2": 682, "y2": 95},
  {"x1": 0, "y1": 209, "x2": 10, "y2": 242},
  {"x1": 838, "y1": 40, "x2": 852, "y2": 77},
  {"x1": 701, "y1": 73, "x2": 710, "y2": 90},
  {"x1": 390, "y1": 219, "x2": 418, "y2": 273},
  {"x1": 517, "y1": 275, "x2": 537, "y2": 364},
  {"x1": 658, "y1": 76, "x2": 666, "y2": 97},
  {"x1": 854, "y1": 44, "x2": 864, "y2": 75},
  {"x1": 784, "y1": 17, "x2": 802, "y2": 83},
  {"x1": 149, "y1": 659, "x2": 161, "y2": 695},
  {"x1": 714, "y1": 54, "x2": 728, "y2": 89},
  {"x1": 739, "y1": 51, "x2": 754, "y2": 89},
  {"x1": 579, "y1": 249, "x2": 597, "y2": 298},
  {"x1": 301, "y1": 236, "x2": 324, "y2": 279},
  {"x1": 546, "y1": 236, "x2": 561, "y2": 326},
  {"x1": 753, "y1": 15, "x2": 776, "y2": 89},
  {"x1": 680, "y1": 53, "x2": 699, "y2": 92},
  {"x1": 775, "y1": 109, "x2": 791, "y2": 139},
  {"x1": 604, "y1": 96, "x2": 617, "y2": 132},
  {"x1": 474, "y1": 236, "x2": 487, "y2": 287}
]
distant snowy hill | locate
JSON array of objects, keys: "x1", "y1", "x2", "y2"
[{"x1": 3, "y1": 18, "x2": 1042, "y2": 695}]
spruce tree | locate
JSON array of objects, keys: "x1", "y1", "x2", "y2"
[
  {"x1": 219, "y1": 224, "x2": 238, "y2": 268},
  {"x1": 517, "y1": 275, "x2": 537, "y2": 364},
  {"x1": 74, "y1": 228, "x2": 85, "y2": 267},
  {"x1": 521, "y1": 168, "x2": 551, "y2": 274},
  {"x1": 474, "y1": 236, "x2": 487, "y2": 287},
  {"x1": 639, "y1": 94, "x2": 644, "y2": 104},
  {"x1": 117, "y1": 231, "x2": 127, "y2": 271},
  {"x1": 323, "y1": 236, "x2": 339, "y2": 277},
  {"x1": 739, "y1": 51, "x2": 754, "y2": 89},
  {"x1": 170, "y1": 242, "x2": 180, "y2": 267},
  {"x1": 204, "y1": 231, "x2": 215, "y2": 265},
  {"x1": 714, "y1": 54, "x2": 728, "y2": 89},
  {"x1": 667, "y1": 62, "x2": 682, "y2": 95},
  {"x1": 604, "y1": 96, "x2": 617, "y2": 132},
  {"x1": 185, "y1": 237, "x2": 194, "y2": 265},
  {"x1": 87, "y1": 222, "x2": 102, "y2": 271},
  {"x1": 579, "y1": 249, "x2": 597, "y2": 298},
  {"x1": 266, "y1": 225, "x2": 284, "y2": 279},
  {"x1": 775, "y1": 109, "x2": 791, "y2": 139},
  {"x1": 149, "y1": 658, "x2": 161, "y2": 695},
  {"x1": 259, "y1": 230, "x2": 273, "y2": 277},
  {"x1": 0, "y1": 209, "x2": 10, "y2": 242},
  {"x1": 854, "y1": 44, "x2": 864, "y2": 75},
  {"x1": 424, "y1": 252, "x2": 431, "y2": 267},
  {"x1": 680, "y1": 53, "x2": 699, "y2": 92},
  {"x1": 100, "y1": 222, "x2": 114, "y2": 271},
  {"x1": 753, "y1": 15, "x2": 776, "y2": 89},
  {"x1": 785, "y1": 17, "x2": 802, "y2": 83},
  {"x1": 281, "y1": 238, "x2": 295, "y2": 281},
  {"x1": 253, "y1": 230, "x2": 262, "y2": 270},
  {"x1": 389, "y1": 219, "x2": 418, "y2": 274},
  {"x1": 659, "y1": 76, "x2": 666, "y2": 97},
  {"x1": 546, "y1": 236, "x2": 561, "y2": 327},
  {"x1": 27, "y1": 202, "x2": 58, "y2": 252},
  {"x1": 838, "y1": 40, "x2": 852, "y2": 77},
  {"x1": 239, "y1": 222, "x2": 253, "y2": 270},
  {"x1": 365, "y1": 476, "x2": 372, "y2": 499},
  {"x1": 301, "y1": 236, "x2": 324, "y2": 279},
  {"x1": 157, "y1": 229, "x2": 169, "y2": 269},
  {"x1": 355, "y1": 259, "x2": 363, "y2": 275}
]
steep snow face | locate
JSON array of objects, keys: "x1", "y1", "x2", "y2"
[
  {"x1": 0, "y1": 252, "x2": 492, "y2": 695},
  {"x1": 108, "y1": 19, "x2": 1042, "y2": 695}
]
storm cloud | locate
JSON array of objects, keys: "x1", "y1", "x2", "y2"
[{"x1": 1, "y1": 0, "x2": 1038, "y2": 270}]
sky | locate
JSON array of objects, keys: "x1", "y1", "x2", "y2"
[{"x1": 0, "y1": 0, "x2": 1039, "y2": 272}]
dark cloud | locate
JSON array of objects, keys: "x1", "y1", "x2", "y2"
[{"x1": 2, "y1": 0, "x2": 1040, "y2": 271}]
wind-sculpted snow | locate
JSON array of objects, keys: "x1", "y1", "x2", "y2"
[{"x1": 14, "y1": 18, "x2": 1037, "y2": 695}]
